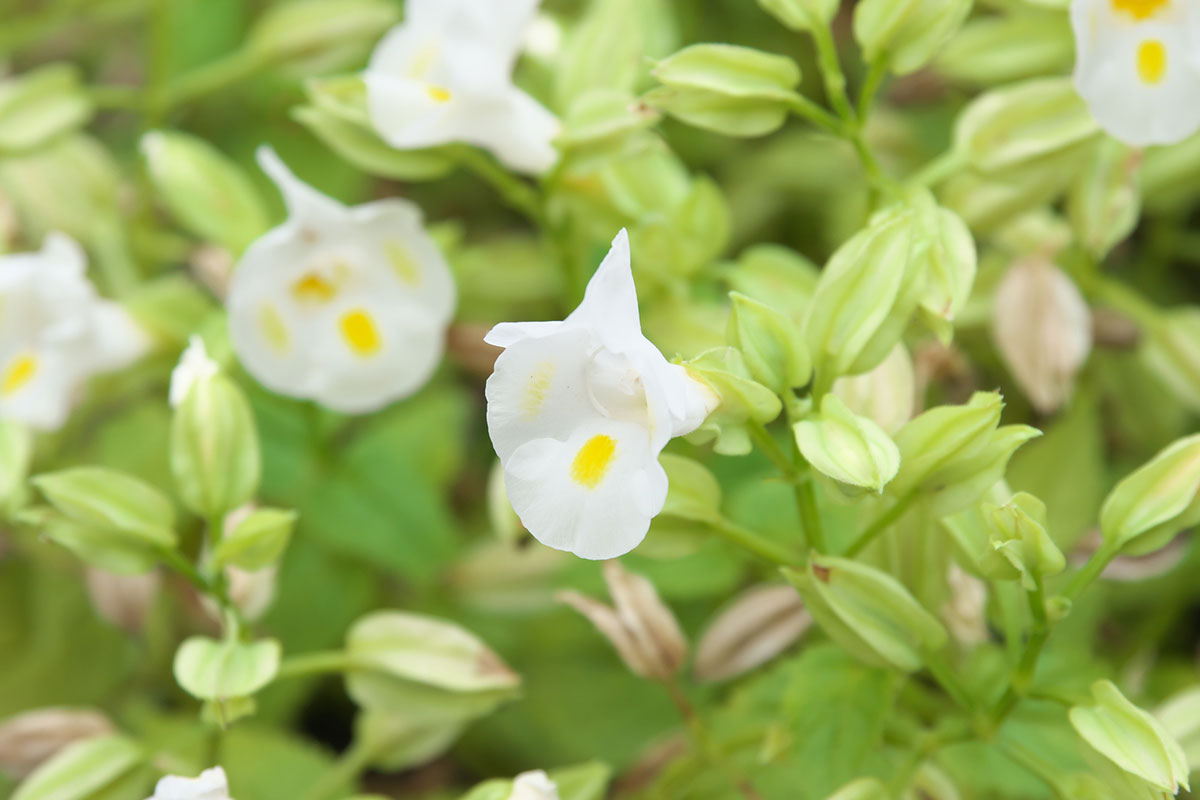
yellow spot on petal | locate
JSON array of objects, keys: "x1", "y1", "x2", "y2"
[
  {"x1": 570, "y1": 434, "x2": 616, "y2": 489},
  {"x1": 1112, "y1": 0, "x2": 1167, "y2": 20},
  {"x1": 427, "y1": 86, "x2": 452, "y2": 103},
  {"x1": 1137, "y1": 39, "x2": 1167, "y2": 84},
  {"x1": 340, "y1": 309, "x2": 382, "y2": 356},
  {"x1": 259, "y1": 305, "x2": 290, "y2": 353},
  {"x1": 1, "y1": 353, "x2": 36, "y2": 396},
  {"x1": 292, "y1": 272, "x2": 338, "y2": 302},
  {"x1": 384, "y1": 241, "x2": 422, "y2": 286},
  {"x1": 523, "y1": 360, "x2": 555, "y2": 417}
]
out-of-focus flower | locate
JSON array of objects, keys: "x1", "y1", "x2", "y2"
[
  {"x1": 559, "y1": 561, "x2": 687, "y2": 681},
  {"x1": 0, "y1": 707, "x2": 114, "y2": 778},
  {"x1": 227, "y1": 147, "x2": 455, "y2": 414},
  {"x1": 992, "y1": 258, "x2": 1092, "y2": 414},
  {"x1": 694, "y1": 584, "x2": 811, "y2": 683},
  {"x1": 146, "y1": 766, "x2": 233, "y2": 800},
  {"x1": 941, "y1": 564, "x2": 989, "y2": 646},
  {"x1": 169, "y1": 336, "x2": 219, "y2": 409},
  {"x1": 510, "y1": 770, "x2": 560, "y2": 800},
  {"x1": 1071, "y1": 0, "x2": 1200, "y2": 146},
  {"x1": 363, "y1": 0, "x2": 560, "y2": 175},
  {"x1": 485, "y1": 230, "x2": 717, "y2": 559},
  {"x1": 0, "y1": 233, "x2": 145, "y2": 430},
  {"x1": 85, "y1": 568, "x2": 160, "y2": 634},
  {"x1": 833, "y1": 343, "x2": 915, "y2": 436}
]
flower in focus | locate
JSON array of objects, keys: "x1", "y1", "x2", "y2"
[
  {"x1": 485, "y1": 230, "x2": 718, "y2": 559},
  {"x1": 0, "y1": 233, "x2": 146, "y2": 430},
  {"x1": 363, "y1": 0, "x2": 560, "y2": 175},
  {"x1": 510, "y1": 770, "x2": 560, "y2": 800},
  {"x1": 146, "y1": 766, "x2": 232, "y2": 800},
  {"x1": 227, "y1": 146, "x2": 456, "y2": 414},
  {"x1": 1071, "y1": 0, "x2": 1200, "y2": 146},
  {"x1": 169, "y1": 336, "x2": 219, "y2": 408}
]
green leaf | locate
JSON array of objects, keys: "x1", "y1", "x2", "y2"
[
  {"x1": 12, "y1": 735, "x2": 144, "y2": 800},
  {"x1": 0, "y1": 64, "x2": 93, "y2": 156},
  {"x1": 173, "y1": 636, "x2": 281, "y2": 701},
  {"x1": 211, "y1": 507, "x2": 296, "y2": 571}
]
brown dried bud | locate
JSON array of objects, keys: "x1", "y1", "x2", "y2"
[
  {"x1": 558, "y1": 561, "x2": 687, "y2": 681},
  {"x1": 694, "y1": 584, "x2": 811, "y2": 683},
  {"x1": 85, "y1": 568, "x2": 160, "y2": 634},
  {"x1": 0, "y1": 707, "x2": 114, "y2": 778},
  {"x1": 941, "y1": 565, "x2": 989, "y2": 646}
]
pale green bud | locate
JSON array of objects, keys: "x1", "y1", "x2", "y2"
[
  {"x1": 756, "y1": 0, "x2": 839, "y2": 32},
  {"x1": 172, "y1": 635, "x2": 281, "y2": 702},
  {"x1": 1070, "y1": 680, "x2": 1190, "y2": 795},
  {"x1": 248, "y1": 0, "x2": 398, "y2": 74},
  {"x1": 553, "y1": 0, "x2": 647, "y2": 110},
  {"x1": 10, "y1": 735, "x2": 144, "y2": 800},
  {"x1": 682, "y1": 348, "x2": 783, "y2": 456},
  {"x1": 936, "y1": 13, "x2": 1074, "y2": 88},
  {"x1": 634, "y1": 176, "x2": 731, "y2": 281},
  {"x1": 0, "y1": 64, "x2": 92, "y2": 156},
  {"x1": 355, "y1": 709, "x2": 467, "y2": 772},
  {"x1": 648, "y1": 44, "x2": 802, "y2": 137},
  {"x1": 0, "y1": 421, "x2": 32, "y2": 514},
  {"x1": 556, "y1": 89, "x2": 661, "y2": 166},
  {"x1": 853, "y1": 0, "x2": 972, "y2": 75},
  {"x1": 784, "y1": 554, "x2": 947, "y2": 672},
  {"x1": 727, "y1": 291, "x2": 811, "y2": 394},
  {"x1": 725, "y1": 244, "x2": 820, "y2": 327},
  {"x1": 659, "y1": 454, "x2": 722, "y2": 524},
  {"x1": 941, "y1": 482, "x2": 1012, "y2": 579},
  {"x1": 1156, "y1": 686, "x2": 1200, "y2": 773},
  {"x1": 1069, "y1": 138, "x2": 1142, "y2": 260},
  {"x1": 911, "y1": 192, "x2": 976, "y2": 342},
  {"x1": 210, "y1": 507, "x2": 296, "y2": 571},
  {"x1": 141, "y1": 130, "x2": 271, "y2": 254},
  {"x1": 794, "y1": 395, "x2": 900, "y2": 493},
  {"x1": 825, "y1": 777, "x2": 888, "y2": 800},
  {"x1": 1099, "y1": 434, "x2": 1200, "y2": 556},
  {"x1": 982, "y1": 492, "x2": 1065, "y2": 586},
  {"x1": 170, "y1": 373, "x2": 261, "y2": 522},
  {"x1": 833, "y1": 343, "x2": 915, "y2": 436},
  {"x1": 954, "y1": 77, "x2": 1099, "y2": 173}
]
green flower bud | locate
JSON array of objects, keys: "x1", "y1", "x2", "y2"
[
  {"x1": 659, "y1": 453, "x2": 722, "y2": 524},
  {"x1": 784, "y1": 554, "x2": 947, "y2": 672},
  {"x1": 954, "y1": 77, "x2": 1100, "y2": 173},
  {"x1": 1068, "y1": 138, "x2": 1141, "y2": 260},
  {"x1": 825, "y1": 777, "x2": 888, "y2": 800},
  {"x1": 1156, "y1": 686, "x2": 1200, "y2": 773},
  {"x1": 794, "y1": 395, "x2": 900, "y2": 493},
  {"x1": 248, "y1": 0, "x2": 398, "y2": 74},
  {"x1": 556, "y1": 89, "x2": 661, "y2": 167},
  {"x1": 141, "y1": 130, "x2": 271, "y2": 254},
  {"x1": 756, "y1": 0, "x2": 840, "y2": 32},
  {"x1": 0, "y1": 421, "x2": 32, "y2": 514},
  {"x1": 727, "y1": 291, "x2": 811, "y2": 394},
  {"x1": 853, "y1": 0, "x2": 972, "y2": 75},
  {"x1": 982, "y1": 492, "x2": 1065, "y2": 586},
  {"x1": 1099, "y1": 434, "x2": 1200, "y2": 556},
  {"x1": 941, "y1": 482, "x2": 1013, "y2": 579},
  {"x1": 911, "y1": 192, "x2": 976, "y2": 343},
  {"x1": 1070, "y1": 680, "x2": 1189, "y2": 795},
  {"x1": 10, "y1": 735, "x2": 144, "y2": 800},
  {"x1": 648, "y1": 44, "x2": 802, "y2": 137},
  {"x1": 682, "y1": 347, "x2": 783, "y2": 456},
  {"x1": 170, "y1": 373, "x2": 261, "y2": 522},
  {"x1": 211, "y1": 507, "x2": 296, "y2": 571},
  {"x1": 0, "y1": 64, "x2": 92, "y2": 156},
  {"x1": 725, "y1": 244, "x2": 820, "y2": 326},
  {"x1": 634, "y1": 176, "x2": 731, "y2": 281},
  {"x1": 173, "y1": 635, "x2": 281, "y2": 702},
  {"x1": 936, "y1": 13, "x2": 1074, "y2": 88}
]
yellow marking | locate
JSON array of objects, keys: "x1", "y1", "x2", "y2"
[
  {"x1": 340, "y1": 309, "x2": 382, "y2": 356},
  {"x1": 570, "y1": 434, "x2": 616, "y2": 489},
  {"x1": 1112, "y1": 0, "x2": 1167, "y2": 19},
  {"x1": 259, "y1": 305, "x2": 290, "y2": 352},
  {"x1": 292, "y1": 272, "x2": 338, "y2": 302},
  {"x1": 1137, "y1": 39, "x2": 1167, "y2": 84},
  {"x1": 408, "y1": 42, "x2": 440, "y2": 79},
  {"x1": 522, "y1": 361, "x2": 555, "y2": 417},
  {"x1": 384, "y1": 241, "x2": 422, "y2": 285},
  {"x1": 1, "y1": 353, "x2": 36, "y2": 396},
  {"x1": 427, "y1": 86, "x2": 452, "y2": 103}
]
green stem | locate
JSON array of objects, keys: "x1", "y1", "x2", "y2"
[
  {"x1": 163, "y1": 47, "x2": 270, "y2": 110},
  {"x1": 665, "y1": 681, "x2": 763, "y2": 800},
  {"x1": 908, "y1": 149, "x2": 966, "y2": 189},
  {"x1": 299, "y1": 739, "x2": 378, "y2": 800},
  {"x1": 810, "y1": 22, "x2": 855, "y2": 124},
  {"x1": 858, "y1": 58, "x2": 889, "y2": 120},
  {"x1": 990, "y1": 578, "x2": 1050, "y2": 728},
  {"x1": 712, "y1": 517, "x2": 799, "y2": 567},
  {"x1": 845, "y1": 492, "x2": 917, "y2": 556},
  {"x1": 160, "y1": 547, "x2": 210, "y2": 594},
  {"x1": 1063, "y1": 540, "x2": 1120, "y2": 602},
  {"x1": 748, "y1": 421, "x2": 800, "y2": 481},
  {"x1": 276, "y1": 650, "x2": 357, "y2": 680},
  {"x1": 453, "y1": 146, "x2": 544, "y2": 222},
  {"x1": 785, "y1": 94, "x2": 844, "y2": 136}
]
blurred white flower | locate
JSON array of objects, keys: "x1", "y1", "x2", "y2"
[
  {"x1": 227, "y1": 147, "x2": 455, "y2": 414},
  {"x1": 0, "y1": 233, "x2": 146, "y2": 430},
  {"x1": 363, "y1": 0, "x2": 560, "y2": 175},
  {"x1": 485, "y1": 230, "x2": 717, "y2": 559},
  {"x1": 509, "y1": 770, "x2": 560, "y2": 800},
  {"x1": 1071, "y1": 0, "x2": 1200, "y2": 146},
  {"x1": 169, "y1": 336, "x2": 219, "y2": 408},
  {"x1": 147, "y1": 766, "x2": 232, "y2": 800}
]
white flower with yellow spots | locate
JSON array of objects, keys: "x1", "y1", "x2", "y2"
[
  {"x1": 485, "y1": 230, "x2": 718, "y2": 560},
  {"x1": 1072, "y1": 0, "x2": 1200, "y2": 146},
  {"x1": 0, "y1": 233, "x2": 146, "y2": 431},
  {"x1": 227, "y1": 147, "x2": 455, "y2": 414},
  {"x1": 146, "y1": 766, "x2": 232, "y2": 800},
  {"x1": 363, "y1": 0, "x2": 560, "y2": 175}
]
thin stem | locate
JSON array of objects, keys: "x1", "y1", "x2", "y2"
[
  {"x1": 748, "y1": 422, "x2": 800, "y2": 481},
  {"x1": 299, "y1": 739, "x2": 377, "y2": 800},
  {"x1": 858, "y1": 58, "x2": 889, "y2": 120},
  {"x1": 276, "y1": 650, "x2": 357, "y2": 680},
  {"x1": 809, "y1": 22, "x2": 855, "y2": 124},
  {"x1": 845, "y1": 492, "x2": 917, "y2": 557},
  {"x1": 712, "y1": 517, "x2": 799, "y2": 567},
  {"x1": 990, "y1": 578, "x2": 1050, "y2": 728},
  {"x1": 784, "y1": 95, "x2": 844, "y2": 136},
  {"x1": 908, "y1": 149, "x2": 966, "y2": 189},
  {"x1": 160, "y1": 547, "x2": 210, "y2": 594},
  {"x1": 665, "y1": 681, "x2": 763, "y2": 800},
  {"x1": 453, "y1": 146, "x2": 544, "y2": 222},
  {"x1": 1063, "y1": 540, "x2": 1120, "y2": 602}
]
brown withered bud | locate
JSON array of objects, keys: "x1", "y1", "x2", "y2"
[
  {"x1": 85, "y1": 568, "x2": 161, "y2": 635},
  {"x1": 941, "y1": 565, "x2": 989, "y2": 647},
  {"x1": 694, "y1": 584, "x2": 812, "y2": 683},
  {"x1": 0, "y1": 707, "x2": 114, "y2": 778},
  {"x1": 558, "y1": 561, "x2": 687, "y2": 681}
]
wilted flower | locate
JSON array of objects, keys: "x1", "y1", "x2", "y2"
[
  {"x1": 85, "y1": 568, "x2": 160, "y2": 634},
  {"x1": 510, "y1": 770, "x2": 560, "y2": 800},
  {"x1": 147, "y1": 766, "x2": 233, "y2": 800},
  {"x1": 169, "y1": 336, "x2": 219, "y2": 409},
  {"x1": 0, "y1": 707, "x2": 114, "y2": 778},
  {"x1": 558, "y1": 561, "x2": 687, "y2": 681},
  {"x1": 485, "y1": 230, "x2": 717, "y2": 560},
  {"x1": 992, "y1": 258, "x2": 1092, "y2": 414},
  {"x1": 694, "y1": 584, "x2": 811, "y2": 683},
  {"x1": 0, "y1": 233, "x2": 145, "y2": 430},
  {"x1": 363, "y1": 0, "x2": 560, "y2": 175},
  {"x1": 1071, "y1": 0, "x2": 1200, "y2": 146},
  {"x1": 227, "y1": 147, "x2": 455, "y2": 414}
]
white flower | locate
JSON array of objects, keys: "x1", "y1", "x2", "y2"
[
  {"x1": 169, "y1": 336, "x2": 219, "y2": 408},
  {"x1": 146, "y1": 766, "x2": 232, "y2": 800},
  {"x1": 509, "y1": 770, "x2": 560, "y2": 800},
  {"x1": 363, "y1": 0, "x2": 560, "y2": 175},
  {"x1": 227, "y1": 147, "x2": 456, "y2": 414},
  {"x1": 1071, "y1": 0, "x2": 1200, "y2": 146},
  {"x1": 0, "y1": 233, "x2": 146, "y2": 431},
  {"x1": 485, "y1": 230, "x2": 718, "y2": 560}
]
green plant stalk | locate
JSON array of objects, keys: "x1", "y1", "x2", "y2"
[
  {"x1": 809, "y1": 22, "x2": 856, "y2": 124},
  {"x1": 908, "y1": 149, "x2": 966, "y2": 189},
  {"x1": 785, "y1": 94, "x2": 844, "y2": 136},
  {"x1": 163, "y1": 47, "x2": 272, "y2": 109},
  {"x1": 1062, "y1": 539, "x2": 1120, "y2": 602},
  {"x1": 784, "y1": 404, "x2": 827, "y2": 552},
  {"x1": 712, "y1": 516, "x2": 800, "y2": 567},
  {"x1": 299, "y1": 739, "x2": 379, "y2": 800},
  {"x1": 748, "y1": 421, "x2": 801, "y2": 480},
  {"x1": 845, "y1": 491, "x2": 917, "y2": 556},
  {"x1": 858, "y1": 58, "x2": 889, "y2": 121},
  {"x1": 453, "y1": 146, "x2": 545, "y2": 223},
  {"x1": 665, "y1": 680, "x2": 763, "y2": 800},
  {"x1": 989, "y1": 577, "x2": 1049, "y2": 728},
  {"x1": 276, "y1": 650, "x2": 358, "y2": 680}
]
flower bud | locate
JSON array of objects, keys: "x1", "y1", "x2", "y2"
[
  {"x1": 559, "y1": 561, "x2": 687, "y2": 681},
  {"x1": 784, "y1": 554, "x2": 947, "y2": 672},
  {"x1": 694, "y1": 584, "x2": 811, "y2": 683},
  {"x1": 0, "y1": 708, "x2": 114, "y2": 779},
  {"x1": 681, "y1": 347, "x2": 783, "y2": 456},
  {"x1": 1156, "y1": 686, "x2": 1200, "y2": 772},
  {"x1": 941, "y1": 564, "x2": 989, "y2": 646},
  {"x1": 727, "y1": 291, "x2": 811, "y2": 395},
  {"x1": 992, "y1": 258, "x2": 1092, "y2": 414},
  {"x1": 982, "y1": 492, "x2": 1065, "y2": 586},
  {"x1": 211, "y1": 508, "x2": 295, "y2": 571},
  {"x1": 0, "y1": 64, "x2": 92, "y2": 156},
  {"x1": 794, "y1": 395, "x2": 900, "y2": 494},
  {"x1": 1068, "y1": 139, "x2": 1141, "y2": 260},
  {"x1": 648, "y1": 44, "x2": 803, "y2": 137},
  {"x1": 1070, "y1": 680, "x2": 1189, "y2": 794},
  {"x1": 555, "y1": 89, "x2": 661, "y2": 167},
  {"x1": 247, "y1": 0, "x2": 398, "y2": 74},
  {"x1": 1143, "y1": 308, "x2": 1200, "y2": 413},
  {"x1": 954, "y1": 77, "x2": 1099, "y2": 173},
  {"x1": 85, "y1": 568, "x2": 160, "y2": 634},
  {"x1": 1099, "y1": 434, "x2": 1200, "y2": 556},
  {"x1": 8, "y1": 734, "x2": 144, "y2": 800},
  {"x1": 833, "y1": 343, "x2": 914, "y2": 435},
  {"x1": 173, "y1": 635, "x2": 281, "y2": 702},
  {"x1": 911, "y1": 192, "x2": 977, "y2": 342},
  {"x1": 756, "y1": 0, "x2": 839, "y2": 32},
  {"x1": 508, "y1": 770, "x2": 560, "y2": 800},
  {"x1": 853, "y1": 0, "x2": 972, "y2": 75},
  {"x1": 826, "y1": 777, "x2": 888, "y2": 800},
  {"x1": 725, "y1": 244, "x2": 819, "y2": 326},
  {"x1": 936, "y1": 13, "x2": 1074, "y2": 88}
]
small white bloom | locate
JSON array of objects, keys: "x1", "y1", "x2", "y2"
[
  {"x1": 0, "y1": 233, "x2": 146, "y2": 431},
  {"x1": 485, "y1": 230, "x2": 718, "y2": 560},
  {"x1": 363, "y1": 0, "x2": 561, "y2": 175},
  {"x1": 509, "y1": 770, "x2": 560, "y2": 800},
  {"x1": 227, "y1": 147, "x2": 456, "y2": 414},
  {"x1": 169, "y1": 336, "x2": 219, "y2": 408},
  {"x1": 147, "y1": 766, "x2": 232, "y2": 800},
  {"x1": 1071, "y1": 0, "x2": 1200, "y2": 146}
]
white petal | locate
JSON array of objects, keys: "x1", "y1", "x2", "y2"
[
  {"x1": 664, "y1": 364, "x2": 720, "y2": 437},
  {"x1": 149, "y1": 766, "x2": 231, "y2": 800},
  {"x1": 566, "y1": 230, "x2": 643, "y2": 352},
  {"x1": 256, "y1": 146, "x2": 344, "y2": 222},
  {"x1": 484, "y1": 320, "x2": 564, "y2": 348},
  {"x1": 475, "y1": 87, "x2": 561, "y2": 175},
  {"x1": 169, "y1": 336, "x2": 219, "y2": 408},
  {"x1": 509, "y1": 770, "x2": 560, "y2": 800},
  {"x1": 89, "y1": 301, "x2": 149, "y2": 373},
  {"x1": 364, "y1": 73, "x2": 465, "y2": 152}
]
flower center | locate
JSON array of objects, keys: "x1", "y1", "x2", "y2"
[
  {"x1": 1111, "y1": 0, "x2": 1167, "y2": 19},
  {"x1": 1, "y1": 353, "x2": 36, "y2": 396},
  {"x1": 340, "y1": 309, "x2": 382, "y2": 356},
  {"x1": 1137, "y1": 39, "x2": 1167, "y2": 84},
  {"x1": 292, "y1": 272, "x2": 338, "y2": 302},
  {"x1": 570, "y1": 434, "x2": 616, "y2": 489}
]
